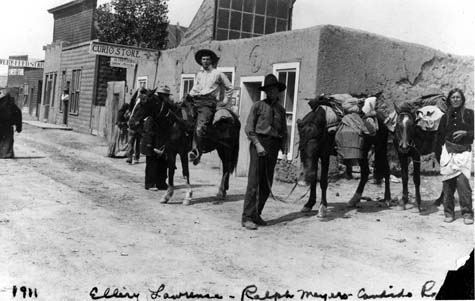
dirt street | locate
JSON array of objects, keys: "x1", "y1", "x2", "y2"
[{"x1": 1, "y1": 122, "x2": 473, "y2": 301}]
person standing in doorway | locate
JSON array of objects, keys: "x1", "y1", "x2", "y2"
[
  {"x1": 241, "y1": 74, "x2": 288, "y2": 230},
  {"x1": 61, "y1": 85, "x2": 70, "y2": 125}
]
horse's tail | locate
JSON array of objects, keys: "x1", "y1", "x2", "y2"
[{"x1": 228, "y1": 119, "x2": 241, "y2": 174}]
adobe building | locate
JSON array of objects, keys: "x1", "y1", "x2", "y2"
[
  {"x1": 180, "y1": 0, "x2": 295, "y2": 46},
  {"x1": 151, "y1": 25, "x2": 473, "y2": 177}
]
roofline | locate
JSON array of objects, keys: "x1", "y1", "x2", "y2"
[{"x1": 48, "y1": 0, "x2": 85, "y2": 14}]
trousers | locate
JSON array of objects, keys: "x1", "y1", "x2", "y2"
[
  {"x1": 126, "y1": 129, "x2": 141, "y2": 161},
  {"x1": 242, "y1": 135, "x2": 281, "y2": 221},
  {"x1": 443, "y1": 173, "x2": 474, "y2": 218}
]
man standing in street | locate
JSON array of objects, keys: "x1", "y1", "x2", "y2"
[
  {"x1": 187, "y1": 49, "x2": 234, "y2": 165},
  {"x1": 126, "y1": 87, "x2": 146, "y2": 164},
  {"x1": 141, "y1": 85, "x2": 173, "y2": 191},
  {"x1": 241, "y1": 74, "x2": 288, "y2": 230}
]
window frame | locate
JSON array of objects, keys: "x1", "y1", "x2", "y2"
[
  {"x1": 180, "y1": 73, "x2": 196, "y2": 100},
  {"x1": 136, "y1": 76, "x2": 148, "y2": 89},
  {"x1": 69, "y1": 69, "x2": 81, "y2": 115},
  {"x1": 217, "y1": 67, "x2": 235, "y2": 86},
  {"x1": 272, "y1": 62, "x2": 300, "y2": 160}
]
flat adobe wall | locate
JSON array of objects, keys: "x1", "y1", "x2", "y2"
[
  {"x1": 316, "y1": 25, "x2": 474, "y2": 175},
  {"x1": 155, "y1": 26, "x2": 323, "y2": 113},
  {"x1": 316, "y1": 25, "x2": 474, "y2": 108}
]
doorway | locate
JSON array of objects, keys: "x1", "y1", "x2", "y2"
[{"x1": 236, "y1": 76, "x2": 265, "y2": 177}]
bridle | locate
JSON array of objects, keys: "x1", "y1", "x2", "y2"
[{"x1": 395, "y1": 111, "x2": 416, "y2": 152}]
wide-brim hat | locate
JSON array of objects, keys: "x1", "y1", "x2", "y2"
[
  {"x1": 195, "y1": 49, "x2": 219, "y2": 65},
  {"x1": 259, "y1": 74, "x2": 286, "y2": 92},
  {"x1": 156, "y1": 85, "x2": 172, "y2": 95}
]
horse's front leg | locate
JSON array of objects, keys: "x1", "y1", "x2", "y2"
[
  {"x1": 348, "y1": 158, "x2": 370, "y2": 207},
  {"x1": 397, "y1": 154, "x2": 409, "y2": 210},
  {"x1": 216, "y1": 148, "x2": 228, "y2": 203},
  {"x1": 180, "y1": 150, "x2": 193, "y2": 206},
  {"x1": 318, "y1": 156, "x2": 330, "y2": 217},
  {"x1": 160, "y1": 154, "x2": 176, "y2": 204},
  {"x1": 301, "y1": 161, "x2": 317, "y2": 213},
  {"x1": 412, "y1": 153, "x2": 422, "y2": 212}
]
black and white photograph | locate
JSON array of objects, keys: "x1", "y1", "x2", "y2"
[{"x1": 0, "y1": 0, "x2": 474, "y2": 300}]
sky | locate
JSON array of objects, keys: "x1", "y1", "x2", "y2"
[{"x1": 0, "y1": 0, "x2": 474, "y2": 75}]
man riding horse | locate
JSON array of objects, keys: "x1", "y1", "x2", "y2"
[{"x1": 187, "y1": 49, "x2": 234, "y2": 165}]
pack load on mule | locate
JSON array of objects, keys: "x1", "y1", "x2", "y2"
[
  {"x1": 297, "y1": 92, "x2": 391, "y2": 216},
  {"x1": 385, "y1": 94, "x2": 447, "y2": 132},
  {"x1": 306, "y1": 94, "x2": 380, "y2": 160},
  {"x1": 389, "y1": 93, "x2": 448, "y2": 211}
]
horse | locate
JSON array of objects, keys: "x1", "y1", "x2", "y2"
[
  {"x1": 0, "y1": 93, "x2": 22, "y2": 158},
  {"x1": 129, "y1": 88, "x2": 194, "y2": 204},
  {"x1": 184, "y1": 95, "x2": 241, "y2": 202},
  {"x1": 297, "y1": 95, "x2": 391, "y2": 217},
  {"x1": 393, "y1": 102, "x2": 445, "y2": 211},
  {"x1": 297, "y1": 102, "x2": 335, "y2": 217}
]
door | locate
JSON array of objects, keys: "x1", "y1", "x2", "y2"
[
  {"x1": 43, "y1": 78, "x2": 52, "y2": 121},
  {"x1": 236, "y1": 76, "x2": 265, "y2": 177},
  {"x1": 104, "y1": 81, "x2": 126, "y2": 140},
  {"x1": 36, "y1": 80, "x2": 42, "y2": 119}
]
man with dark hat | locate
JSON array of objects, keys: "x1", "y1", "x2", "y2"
[
  {"x1": 187, "y1": 48, "x2": 234, "y2": 164},
  {"x1": 142, "y1": 85, "x2": 173, "y2": 191},
  {"x1": 241, "y1": 74, "x2": 288, "y2": 230}
]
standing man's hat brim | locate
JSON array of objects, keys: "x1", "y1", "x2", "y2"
[
  {"x1": 259, "y1": 74, "x2": 286, "y2": 92},
  {"x1": 156, "y1": 85, "x2": 172, "y2": 95},
  {"x1": 195, "y1": 49, "x2": 219, "y2": 65}
]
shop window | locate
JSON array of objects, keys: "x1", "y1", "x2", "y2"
[
  {"x1": 265, "y1": 17, "x2": 276, "y2": 34},
  {"x1": 70, "y1": 69, "x2": 81, "y2": 115}
]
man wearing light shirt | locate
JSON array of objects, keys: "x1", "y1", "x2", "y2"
[{"x1": 187, "y1": 49, "x2": 234, "y2": 165}]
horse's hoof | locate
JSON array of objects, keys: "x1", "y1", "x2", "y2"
[
  {"x1": 183, "y1": 199, "x2": 191, "y2": 206},
  {"x1": 396, "y1": 204, "x2": 406, "y2": 211},
  {"x1": 216, "y1": 192, "x2": 226, "y2": 201},
  {"x1": 160, "y1": 198, "x2": 169, "y2": 204},
  {"x1": 301, "y1": 206, "x2": 312, "y2": 213},
  {"x1": 348, "y1": 196, "x2": 361, "y2": 208},
  {"x1": 317, "y1": 205, "x2": 327, "y2": 218}
]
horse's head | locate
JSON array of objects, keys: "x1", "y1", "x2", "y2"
[
  {"x1": 128, "y1": 88, "x2": 166, "y2": 129},
  {"x1": 394, "y1": 104, "x2": 416, "y2": 154},
  {"x1": 297, "y1": 107, "x2": 327, "y2": 184}
]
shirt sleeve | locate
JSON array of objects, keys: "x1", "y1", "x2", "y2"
[
  {"x1": 245, "y1": 102, "x2": 261, "y2": 146},
  {"x1": 219, "y1": 72, "x2": 234, "y2": 99},
  {"x1": 465, "y1": 109, "x2": 474, "y2": 141},
  {"x1": 188, "y1": 73, "x2": 200, "y2": 96}
]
